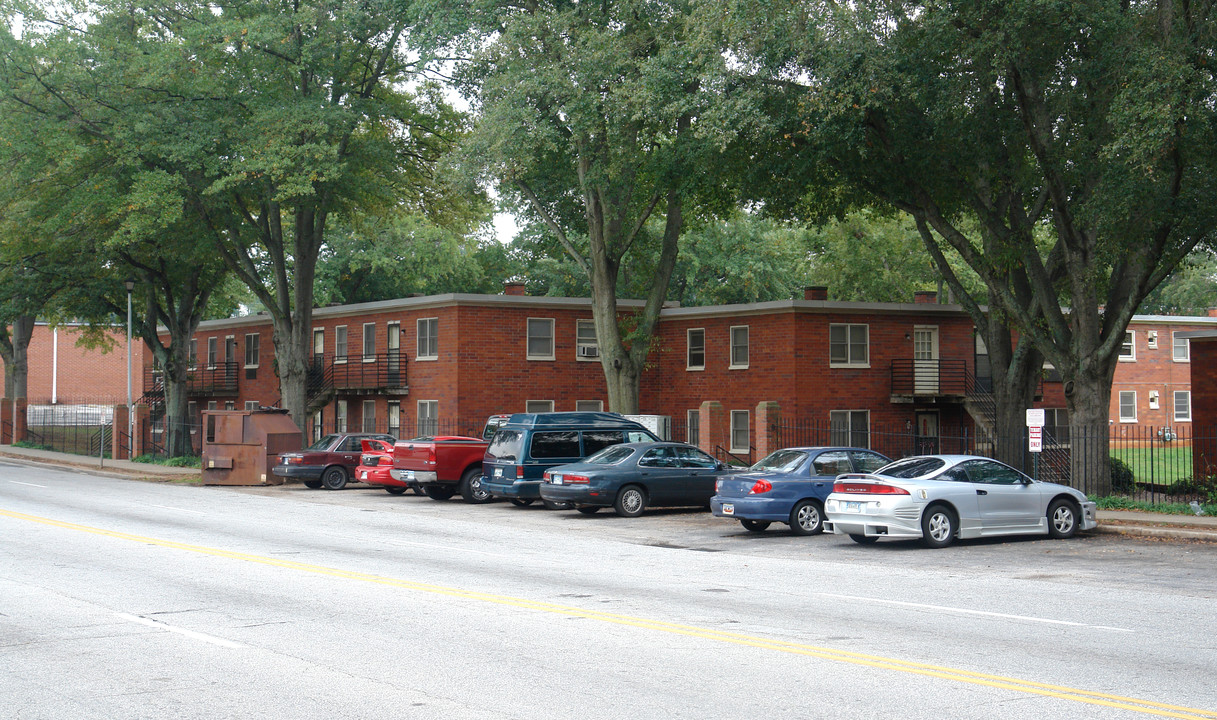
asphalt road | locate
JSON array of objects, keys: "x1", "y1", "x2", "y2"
[{"x1": 2, "y1": 461, "x2": 1216, "y2": 720}]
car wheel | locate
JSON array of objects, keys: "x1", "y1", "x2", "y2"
[
  {"x1": 321, "y1": 466, "x2": 349, "y2": 491},
  {"x1": 849, "y1": 534, "x2": 879, "y2": 545},
  {"x1": 613, "y1": 485, "x2": 647, "y2": 518},
  {"x1": 423, "y1": 485, "x2": 455, "y2": 501},
  {"x1": 510, "y1": 498, "x2": 535, "y2": 507},
  {"x1": 459, "y1": 468, "x2": 493, "y2": 504},
  {"x1": 1047, "y1": 498, "x2": 1079, "y2": 539},
  {"x1": 385, "y1": 486, "x2": 407, "y2": 495},
  {"x1": 740, "y1": 519, "x2": 770, "y2": 532},
  {"x1": 576, "y1": 506, "x2": 600, "y2": 515},
  {"x1": 541, "y1": 498, "x2": 572, "y2": 510},
  {"x1": 921, "y1": 504, "x2": 957, "y2": 548},
  {"x1": 788, "y1": 499, "x2": 824, "y2": 536},
  {"x1": 303, "y1": 479, "x2": 323, "y2": 489}
]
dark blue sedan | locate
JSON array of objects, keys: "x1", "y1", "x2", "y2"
[
  {"x1": 710, "y1": 447, "x2": 890, "y2": 535},
  {"x1": 539, "y1": 442, "x2": 738, "y2": 517}
]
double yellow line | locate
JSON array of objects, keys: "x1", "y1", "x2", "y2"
[{"x1": 4, "y1": 507, "x2": 1215, "y2": 719}]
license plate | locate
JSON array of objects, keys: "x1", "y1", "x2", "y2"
[
  {"x1": 404, "y1": 470, "x2": 414, "y2": 481},
  {"x1": 846, "y1": 501, "x2": 862, "y2": 513},
  {"x1": 722, "y1": 503, "x2": 734, "y2": 515},
  {"x1": 360, "y1": 471, "x2": 367, "y2": 480},
  {"x1": 552, "y1": 474, "x2": 563, "y2": 485},
  {"x1": 494, "y1": 468, "x2": 503, "y2": 477}
]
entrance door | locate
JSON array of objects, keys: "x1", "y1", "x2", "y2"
[
  {"x1": 915, "y1": 411, "x2": 940, "y2": 455},
  {"x1": 387, "y1": 323, "x2": 401, "y2": 384},
  {"x1": 913, "y1": 326, "x2": 940, "y2": 394}
]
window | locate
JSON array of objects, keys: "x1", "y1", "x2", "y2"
[
  {"x1": 207, "y1": 337, "x2": 217, "y2": 368},
  {"x1": 1173, "y1": 332, "x2": 1190, "y2": 362},
  {"x1": 730, "y1": 410, "x2": 749, "y2": 453},
  {"x1": 1175, "y1": 391, "x2": 1192, "y2": 422},
  {"x1": 575, "y1": 400, "x2": 603, "y2": 412},
  {"x1": 812, "y1": 450, "x2": 852, "y2": 476},
  {"x1": 363, "y1": 400, "x2": 377, "y2": 432},
  {"x1": 224, "y1": 336, "x2": 236, "y2": 364},
  {"x1": 729, "y1": 326, "x2": 749, "y2": 369},
  {"x1": 576, "y1": 319, "x2": 598, "y2": 359},
  {"x1": 1044, "y1": 408, "x2": 1070, "y2": 445},
  {"x1": 526, "y1": 400, "x2": 554, "y2": 414},
  {"x1": 1120, "y1": 331, "x2": 1135, "y2": 361},
  {"x1": 850, "y1": 451, "x2": 889, "y2": 473},
  {"x1": 1119, "y1": 391, "x2": 1137, "y2": 422},
  {"x1": 959, "y1": 459, "x2": 1024, "y2": 485},
  {"x1": 311, "y1": 410, "x2": 323, "y2": 443},
  {"x1": 363, "y1": 323, "x2": 376, "y2": 361},
  {"x1": 1147, "y1": 330, "x2": 1158, "y2": 349},
  {"x1": 829, "y1": 410, "x2": 870, "y2": 448},
  {"x1": 244, "y1": 333, "x2": 260, "y2": 367},
  {"x1": 245, "y1": 400, "x2": 259, "y2": 411},
  {"x1": 387, "y1": 401, "x2": 401, "y2": 436},
  {"x1": 417, "y1": 400, "x2": 438, "y2": 436},
  {"x1": 530, "y1": 431, "x2": 581, "y2": 459},
  {"x1": 830, "y1": 324, "x2": 869, "y2": 366},
  {"x1": 582, "y1": 430, "x2": 625, "y2": 456},
  {"x1": 224, "y1": 401, "x2": 235, "y2": 410},
  {"x1": 1149, "y1": 391, "x2": 1160, "y2": 410},
  {"x1": 189, "y1": 339, "x2": 198, "y2": 370},
  {"x1": 640, "y1": 446, "x2": 680, "y2": 468},
  {"x1": 335, "y1": 326, "x2": 348, "y2": 363},
  {"x1": 675, "y1": 446, "x2": 720, "y2": 469},
  {"x1": 687, "y1": 409, "x2": 700, "y2": 446},
  {"x1": 527, "y1": 318, "x2": 555, "y2": 360},
  {"x1": 417, "y1": 318, "x2": 438, "y2": 360},
  {"x1": 313, "y1": 328, "x2": 324, "y2": 359},
  {"x1": 207, "y1": 400, "x2": 218, "y2": 411},
  {"x1": 336, "y1": 400, "x2": 348, "y2": 432},
  {"x1": 687, "y1": 329, "x2": 705, "y2": 370}
]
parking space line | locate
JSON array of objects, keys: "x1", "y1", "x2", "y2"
[
  {"x1": 816, "y1": 591, "x2": 1135, "y2": 633},
  {"x1": 116, "y1": 612, "x2": 246, "y2": 648},
  {"x1": 8, "y1": 481, "x2": 47, "y2": 488}
]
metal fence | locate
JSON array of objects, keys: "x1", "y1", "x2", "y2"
[
  {"x1": 773, "y1": 419, "x2": 1216, "y2": 503},
  {"x1": 24, "y1": 404, "x2": 116, "y2": 458}
]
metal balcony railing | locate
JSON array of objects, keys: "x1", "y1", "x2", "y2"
[
  {"x1": 889, "y1": 359, "x2": 969, "y2": 397},
  {"x1": 312, "y1": 351, "x2": 407, "y2": 393},
  {"x1": 144, "y1": 361, "x2": 240, "y2": 398}
]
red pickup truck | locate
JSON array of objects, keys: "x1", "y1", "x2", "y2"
[{"x1": 388, "y1": 415, "x2": 509, "y2": 503}]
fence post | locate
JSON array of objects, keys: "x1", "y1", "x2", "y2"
[
  {"x1": 698, "y1": 401, "x2": 726, "y2": 457},
  {"x1": 13, "y1": 398, "x2": 27, "y2": 444},
  {"x1": 112, "y1": 404, "x2": 130, "y2": 460},
  {"x1": 754, "y1": 401, "x2": 781, "y2": 459}
]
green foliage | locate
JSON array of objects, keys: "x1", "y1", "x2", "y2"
[
  {"x1": 1109, "y1": 456, "x2": 1136, "y2": 495},
  {"x1": 1138, "y1": 250, "x2": 1217, "y2": 316},
  {"x1": 12, "y1": 440, "x2": 55, "y2": 452},
  {"x1": 1093, "y1": 496, "x2": 1217, "y2": 517},
  {"x1": 132, "y1": 455, "x2": 202, "y2": 468}
]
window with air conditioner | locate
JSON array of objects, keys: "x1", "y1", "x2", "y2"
[{"x1": 576, "y1": 320, "x2": 599, "y2": 359}]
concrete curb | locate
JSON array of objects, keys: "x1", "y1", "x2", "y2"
[
  {"x1": 0, "y1": 450, "x2": 200, "y2": 481},
  {"x1": 1090, "y1": 524, "x2": 1217, "y2": 542}
]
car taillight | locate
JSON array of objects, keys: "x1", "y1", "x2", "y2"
[
  {"x1": 833, "y1": 482, "x2": 910, "y2": 495},
  {"x1": 285, "y1": 456, "x2": 302, "y2": 464},
  {"x1": 564, "y1": 474, "x2": 590, "y2": 484},
  {"x1": 516, "y1": 466, "x2": 524, "y2": 479},
  {"x1": 715, "y1": 479, "x2": 723, "y2": 492},
  {"x1": 748, "y1": 479, "x2": 772, "y2": 495}
]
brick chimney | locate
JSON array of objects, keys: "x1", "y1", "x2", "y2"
[
  {"x1": 503, "y1": 281, "x2": 527, "y2": 296},
  {"x1": 914, "y1": 291, "x2": 938, "y2": 304},
  {"x1": 1208, "y1": 307, "x2": 1217, "y2": 318},
  {"x1": 804, "y1": 286, "x2": 828, "y2": 301}
]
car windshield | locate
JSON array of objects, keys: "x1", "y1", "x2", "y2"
[
  {"x1": 751, "y1": 449, "x2": 807, "y2": 473},
  {"x1": 584, "y1": 446, "x2": 635, "y2": 465},
  {"x1": 305, "y1": 435, "x2": 339, "y2": 451},
  {"x1": 486, "y1": 429, "x2": 525, "y2": 461},
  {"x1": 876, "y1": 457, "x2": 947, "y2": 478}
]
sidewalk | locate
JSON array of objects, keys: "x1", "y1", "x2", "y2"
[{"x1": 0, "y1": 444, "x2": 200, "y2": 479}]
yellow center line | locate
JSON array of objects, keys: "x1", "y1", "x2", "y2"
[{"x1": 5, "y1": 507, "x2": 1215, "y2": 719}]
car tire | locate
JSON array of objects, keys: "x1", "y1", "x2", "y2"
[
  {"x1": 510, "y1": 498, "x2": 535, "y2": 507},
  {"x1": 321, "y1": 466, "x2": 349, "y2": 491},
  {"x1": 1047, "y1": 498, "x2": 1079, "y2": 539},
  {"x1": 303, "y1": 479, "x2": 323, "y2": 489},
  {"x1": 788, "y1": 499, "x2": 824, "y2": 536},
  {"x1": 849, "y1": 534, "x2": 879, "y2": 545},
  {"x1": 385, "y1": 486, "x2": 407, "y2": 495},
  {"x1": 459, "y1": 468, "x2": 493, "y2": 504},
  {"x1": 576, "y1": 506, "x2": 600, "y2": 515},
  {"x1": 921, "y1": 504, "x2": 958, "y2": 548},
  {"x1": 613, "y1": 485, "x2": 647, "y2": 518},
  {"x1": 423, "y1": 485, "x2": 455, "y2": 501},
  {"x1": 541, "y1": 498, "x2": 572, "y2": 510},
  {"x1": 740, "y1": 519, "x2": 770, "y2": 532}
]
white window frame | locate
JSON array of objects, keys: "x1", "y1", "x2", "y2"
[
  {"x1": 1118, "y1": 391, "x2": 1137, "y2": 422},
  {"x1": 1147, "y1": 330, "x2": 1158, "y2": 349},
  {"x1": 729, "y1": 326, "x2": 750, "y2": 370},
  {"x1": 362, "y1": 322, "x2": 377, "y2": 362},
  {"x1": 829, "y1": 324, "x2": 870, "y2": 368},
  {"x1": 526, "y1": 318, "x2": 555, "y2": 361},
  {"x1": 206, "y1": 400, "x2": 218, "y2": 411},
  {"x1": 224, "y1": 401, "x2": 235, "y2": 411},
  {"x1": 575, "y1": 400, "x2": 603, "y2": 412},
  {"x1": 575, "y1": 319, "x2": 598, "y2": 361},
  {"x1": 224, "y1": 335, "x2": 236, "y2": 364},
  {"x1": 687, "y1": 409, "x2": 700, "y2": 447},
  {"x1": 387, "y1": 401, "x2": 401, "y2": 436},
  {"x1": 1174, "y1": 391, "x2": 1192, "y2": 422},
  {"x1": 417, "y1": 400, "x2": 438, "y2": 436},
  {"x1": 335, "y1": 326, "x2": 348, "y2": 364},
  {"x1": 207, "y1": 337, "x2": 217, "y2": 369},
  {"x1": 362, "y1": 400, "x2": 377, "y2": 433},
  {"x1": 336, "y1": 400, "x2": 349, "y2": 432},
  {"x1": 1173, "y1": 332, "x2": 1190, "y2": 362},
  {"x1": 245, "y1": 400, "x2": 259, "y2": 411},
  {"x1": 417, "y1": 317, "x2": 438, "y2": 360},
  {"x1": 729, "y1": 410, "x2": 750, "y2": 453},
  {"x1": 1119, "y1": 331, "x2": 1136, "y2": 361},
  {"x1": 525, "y1": 400, "x2": 554, "y2": 414},
  {"x1": 687, "y1": 328, "x2": 705, "y2": 371},
  {"x1": 244, "y1": 333, "x2": 260, "y2": 368},
  {"x1": 829, "y1": 410, "x2": 871, "y2": 448},
  {"x1": 311, "y1": 409, "x2": 323, "y2": 443}
]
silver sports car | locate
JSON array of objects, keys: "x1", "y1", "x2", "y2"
[{"x1": 823, "y1": 455, "x2": 1098, "y2": 548}]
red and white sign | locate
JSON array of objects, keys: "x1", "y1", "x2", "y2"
[{"x1": 1028, "y1": 426, "x2": 1043, "y2": 453}]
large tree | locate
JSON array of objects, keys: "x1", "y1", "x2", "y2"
[
  {"x1": 424, "y1": 0, "x2": 737, "y2": 412},
  {"x1": 729, "y1": 0, "x2": 1217, "y2": 490}
]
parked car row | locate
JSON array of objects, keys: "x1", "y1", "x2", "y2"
[{"x1": 274, "y1": 412, "x2": 1099, "y2": 548}]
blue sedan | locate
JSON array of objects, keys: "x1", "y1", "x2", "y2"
[
  {"x1": 539, "y1": 442, "x2": 738, "y2": 517},
  {"x1": 710, "y1": 447, "x2": 890, "y2": 535}
]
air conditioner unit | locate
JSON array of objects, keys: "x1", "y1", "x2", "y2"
[{"x1": 577, "y1": 345, "x2": 600, "y2": 358}]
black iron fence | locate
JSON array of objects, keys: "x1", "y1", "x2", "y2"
[
  {"x1": 23, "y1": 404, "x2": 115, "y2": 458},
  {"x1": 305, "y1": 416, "x2": 490, "y2": 445}
]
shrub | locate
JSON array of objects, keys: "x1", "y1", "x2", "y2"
[
  {"x1": 1109, "y1": 456, "x2": 1136, "y2": 494},
  {"x1": 132, "y1": 454, "x2": 201, "y2": 468}
]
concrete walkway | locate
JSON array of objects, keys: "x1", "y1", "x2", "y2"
[{"x1": 1, "y1": 444, "x2": 1214, "y2": 541}]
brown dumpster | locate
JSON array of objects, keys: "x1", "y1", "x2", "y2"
[{"x1": 201, "y1": 409, "x2": 302, "y2": 485}]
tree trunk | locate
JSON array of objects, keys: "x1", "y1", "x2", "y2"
[
  {"x1": 274, "y1": 319, "x2": 311, "y2": 435},
  {"x1": 4, "y1": 316, "x2": 35, "y2": 399},
  {"x1": 985, "y1": 317, "x2": 1043, "y2": 469},
  {"x1": 1065, "y1": 369, "x2": 1115, "y2": 496}
]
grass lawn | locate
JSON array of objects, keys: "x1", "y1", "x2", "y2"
[
  {"x1": 1111, "y1": 445, "x2": 1192, "y2": 486},
  {"x1": 26, "y1": 425, "x2": 110, "y2": 458}
]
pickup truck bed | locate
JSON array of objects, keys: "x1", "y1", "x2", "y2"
[{"x1": 390, "y1": 435, "x2": 492, "y2": 503}]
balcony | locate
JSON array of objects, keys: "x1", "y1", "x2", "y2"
[
  {"x1": 889, "y1": 359, "x2": 969, "y2": 402},
  {"x1": 310, "y1": 351, "x2": 407, "y2": 396},
  {"x1": 144, "y1": 361, "x2": 240, "y2": 398}
]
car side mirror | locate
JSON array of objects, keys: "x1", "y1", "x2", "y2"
[{"x1": 717, "y1": 461, "x2": 727, "y2": 471}]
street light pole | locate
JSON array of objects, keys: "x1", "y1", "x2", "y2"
[{"x1": 125, "y1": 279, "x2": 135, "y2": 457}]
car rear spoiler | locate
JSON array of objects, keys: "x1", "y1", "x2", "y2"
[{"x1": 833, "y1": 472, "x2": 884, "y2": 482}]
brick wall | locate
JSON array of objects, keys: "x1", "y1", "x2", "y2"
[
  {"x1": 1109, "y1": 322, "x2": 1206, "y2": 429},
  {"x1": 1, "y1": 323, "x2": 145, "y2": 403}
]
